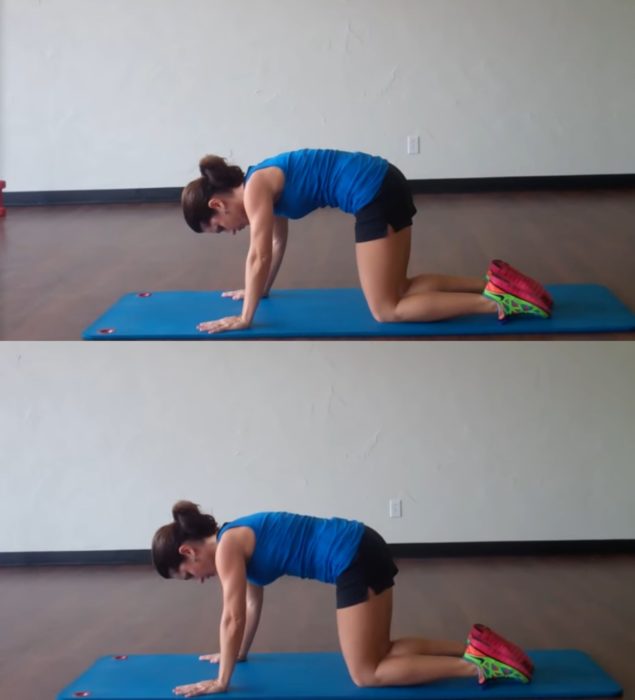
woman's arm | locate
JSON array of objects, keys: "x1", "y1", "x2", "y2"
[
  {"x1": 238, "y1": 583, "x2": 264, "y2": 659},
  {"x1": 222, "y1": 217, "x2": 287, "y2": 301},
  {"x1": 239, "y1": 188, "x2": 275, "y2": 325},
  {"x1": 197, "y1": 179, "x2": 275, "y2": 334},
  {"x1": 173, "y1": 538, "x2": 247, "y2": 697},
  {"x1": 215, "y1": 541, "x2": 248, "y2": 689},
  {"x1": 198, "y1": 583, "x2": 263, "y2": 665},
  {"x1": 263, "y1": 217, "x2": 288, "y2": 297}
]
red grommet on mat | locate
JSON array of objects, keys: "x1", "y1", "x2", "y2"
[
  {"x1": 73, "y1": 692, "x2": 90, "y2": 698},
  {"x1": 114, "y1": 655, "x2": 128, "y2": 660},
  {"x1": 98, "y1": 328, "x2": 115, "y2": 335},
  {"x1": 0, "y1": 180, "x2": 6, "y2": 217},
  {"x1": 137, "y1": 292, "x2": 152, "y2": 298}
]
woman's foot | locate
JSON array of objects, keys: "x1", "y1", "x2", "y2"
[
  {"x1": 483, "y1": 279, "x2": 551, "y2": 321},
  {"x1": 490, "y1": 259, "x2": 554, "y2": 309},
  {"x1": 485, "y1": 259, "x2": 554, "y2": 319},
  {"x1": 463, "y1": 624, "x2": 534, "y2": 685}
]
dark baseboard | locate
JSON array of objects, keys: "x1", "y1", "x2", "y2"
[
  {"x1": 1, "y1": 540, "x2": 632, "y2": 567},
  {"x1": 3, "y1": 175, "x2": 635, "y2": 207},
  {"x1": 409, "y1": 173, "x2": 635, "y2": 194},
  {"x1": 3, "y1": 187, "x2": 182, "y2": 207},
  {"x1": 0, "y1": 549, "x2": 152, "y2": 567},
  {"x1": 390, "y1": 539, "x2": 635, "y2": 558}
]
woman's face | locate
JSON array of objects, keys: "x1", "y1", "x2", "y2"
[
  {"x1": 203, "y1": 193, "x2": 249, "y2": 235},
  {"x1": 175, "y1": 539, "x2": 217, "y2": 582}
]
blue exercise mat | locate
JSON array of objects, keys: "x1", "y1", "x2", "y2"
[
  {"x1": 82, "y1": 285, "x2": 635, "y2": 339},
  {"x1": 57, "y1": 651, "x2": 621, "y2": 699}
]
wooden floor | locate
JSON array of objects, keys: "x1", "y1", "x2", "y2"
[
  {"x1": 1, "y1": 555, "x2": 633, "y2": 699},
  {"x1": 1, "y1": 189, "x2": 634, "y2": 339}
]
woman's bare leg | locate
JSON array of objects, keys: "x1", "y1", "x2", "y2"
[
  {"x1": 387, "y1": 637, "x2": 466, "y2": 658},
  {"x1": 403, "y1": 274, "x2": 485, "y2": 296},
  {"x1": 336, "y1": 589, "x2": 477, "y2": 687},
  {"x1": 355, "y1": 227, "x2": 496, "y2": 323}
]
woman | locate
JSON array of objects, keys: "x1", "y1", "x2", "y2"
[
  {"x1": 152, "y1": 501, "x2": 534, "y2": 697},
  {"x1": 181, "y1": 149, "x2": 553, "y2": 334}
]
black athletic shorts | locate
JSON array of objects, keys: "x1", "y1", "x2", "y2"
[
  {"x1": 335, "y1": 526, "x2": 399, "y2": 609},
  {"x1": 353, "y1": 163, "x2": 417, "y2": 243}
]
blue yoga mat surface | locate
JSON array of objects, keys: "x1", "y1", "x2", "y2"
[
  {"x1": 82, "y1": 285, "x2": 635, "y2": 339},
  {"x1": 58, "y1": 651, "x2": 621, "y2": 699}
]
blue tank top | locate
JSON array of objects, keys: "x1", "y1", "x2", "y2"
[
  {"x1": 217, "y1": 512, "x2": 365, "y2": 586},
  {"x1": 244, "y1": 149, "x2": 389, "y2": 219}
]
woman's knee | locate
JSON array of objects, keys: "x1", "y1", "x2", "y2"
[
  {"x1": 368, "y1": 301, "x2": 402, "y2": 323},
  {"x1": 348, "y1": 665, "x2": 380, "y2": 688}
]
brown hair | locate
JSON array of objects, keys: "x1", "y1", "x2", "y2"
[
  {"x1": 151, "y1": 500, "x2": 218, "y2": 578},
  {"x1": 181, "y1": 155, "x2": 245, "y2": 233}
]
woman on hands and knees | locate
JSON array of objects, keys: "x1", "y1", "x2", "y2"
[
  {"x1": 152, "y1": 501, "x2": 534, "y2": 697},
  {"x1": 181, "y1": 149, "x2": 553, "y2": 334}
]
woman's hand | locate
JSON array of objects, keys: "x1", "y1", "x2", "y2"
[
  {"x1": 199, "y1": 653, "x2": 221, "y2": 664},
  {"x1": 199, "y1": 654, "x2": 247, "y2": 664},
  {"x1": 221, "y1": 289, "x2": 269, "y2": 300},
  {"x1": 173, "y1": 679, "x2": 227, "y2": 697},
  {"x1": 221, "y1": 290, "x2": 245, "y2": 301},
  {"x1": 197, "y1": 316, "x2": 250, "y2": 334}
]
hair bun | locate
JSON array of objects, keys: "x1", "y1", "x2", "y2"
[
  {"x1": 199, "y1": 155, "x2": 226, "y2": 186},
  {"x1": 171, "y1": 501, "x2": 218, "y2": 539},
  {"x1": 172, "y1": 500, "x2": 199, "y2": 516},
  {"x1": 172, "y1": 501, "x2": 197, "y2": 535},
  {"x1": 198, "y1": 155, "x2": 244, "y2": 189}
]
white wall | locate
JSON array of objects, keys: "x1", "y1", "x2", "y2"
[
  {"x1": 1, "y1": 0, "x2": 634, "y2": 191},
  {"x1": 1, "y1": 342, "x2": 634, "y2": 552}
]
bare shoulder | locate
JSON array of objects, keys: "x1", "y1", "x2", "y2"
[
  {"x1": 218, "y1": 526, "x2": 255, "y2": 562},
  {"x1": 245, "y1": 167, "x2": 284, "y2": 207}
]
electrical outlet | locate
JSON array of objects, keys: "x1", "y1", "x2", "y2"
[
  {"x1": 388, "y1": 498, "x2": 402, "y2": 518},
  {"x1": 407, "y1": 135, "x2": 420, "y2": 155}
]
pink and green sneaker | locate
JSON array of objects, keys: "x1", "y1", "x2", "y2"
[
  {"x1": 486, "y1": 259, "x2": 554, "y2": 313},
  {"x1": 463, "y1": 623, "x2": 534, "y2": 686},
  {"x1": 483, "y1": 278, "x2": 551, "y2": 321}
]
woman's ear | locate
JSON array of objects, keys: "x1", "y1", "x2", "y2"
[
  {"x1": 208, "y1": 197, "x2": 224, "y2": 211},
  {"x1": 178, "y1": 543, "x2": 195, "y2": 559}
]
